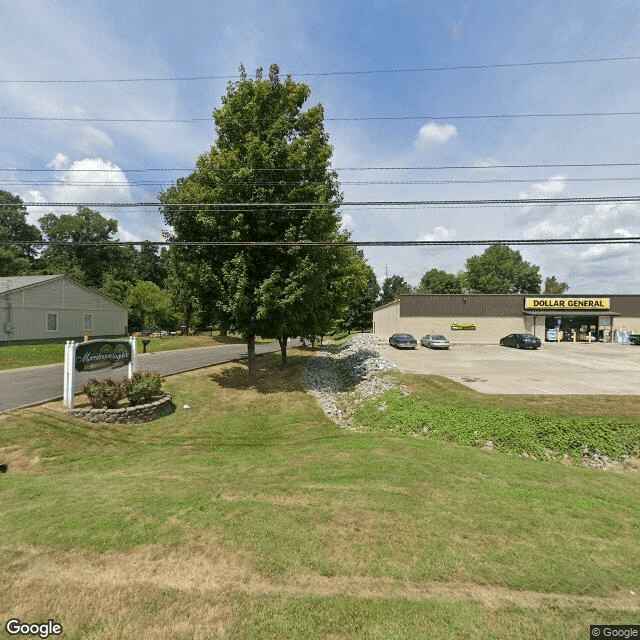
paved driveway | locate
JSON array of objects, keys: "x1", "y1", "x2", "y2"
[{"x1": 379, "y1": 341, "x2": 640, "y2": 394}]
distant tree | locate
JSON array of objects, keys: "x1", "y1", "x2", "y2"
[
  {"x1": 464, "y1": 244, "x2": 541, "y2": 294},
  {"x1": 0, "y1": 190, "x2": 41, "y2": 275},
  {"x1": 379, "y1": 275, "x2": 413, "y2": 306},
  {"x1": 417, "y1": 268, "x2": 463, "y2": 294},
  {"x1": 544, "y1": 275, "x2": 569, "y2": 294},
  {"x1": 39, "y1": 206, "x2": 133, "y2": 289},
  {"x1": 99, "y1": 273, "x2": 131, "y2": 305},
  {"x1": 125, "y1": 280, "x2": 180, "y2": 330},
  {"x1": 161, "y1": 64, "x2": 363, "y2": 379},
  {"x1": 339, "y1": 257, "x2": 380, "y2": 333},
  {"x1": 135, "y1": 241, "x2": 167, "y2": 288}
]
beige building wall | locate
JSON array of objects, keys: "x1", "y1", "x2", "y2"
[
  {"x1": 387, "y1": 316, "x2": 530, "y2": 344},
  {"x1": 372, "y1": 301, "x2": 400, "y2": 336}
]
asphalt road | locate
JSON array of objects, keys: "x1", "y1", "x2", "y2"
[
  {"x1": 380, "y1": 340, "x2": 640, "y2": 395},
  {"x1": 0, "y1": 340, "x2": 288, "y2": 414}
]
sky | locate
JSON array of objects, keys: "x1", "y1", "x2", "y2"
[{"x1": 2, "y1": 0, "x2": 640, "y2": 293}]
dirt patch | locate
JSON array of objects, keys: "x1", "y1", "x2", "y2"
[
  {"x1": 5, "y1": 543, "x2": 639, "y2": 613},
  {"x1": 0, "y1": 446, "x2": 42, "y2": 473}
]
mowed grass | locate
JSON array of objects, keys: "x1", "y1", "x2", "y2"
[
  {"x1": 0, "y1": 332, "x2": 255, "y2": 371},
  {"x1": 0, "y1": 351, "x2": 639, "y2": 639}
]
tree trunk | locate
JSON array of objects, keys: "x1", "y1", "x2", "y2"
[
  {"x1": 184, "y1": 303, "x2": 193, "y2": 333},
  {"x1": 278, "y1": 336, "x2": 288, "y2": 368},
  {"x1": 247, "y1": 334, "x2": 256, "y2": 386},
  {"x1": 219, "y1": 321, "x2": 228, "y2": 337}
]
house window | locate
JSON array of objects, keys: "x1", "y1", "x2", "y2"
[
  {"x1": 83, "y1": 313, "x2": 93, "y2": 332},
  {"x1": 46, "y1": 313, "x2": 58, "y2": 332}
]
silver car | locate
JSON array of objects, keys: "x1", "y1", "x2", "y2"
[{"x1": 421, "y1": 334, "x2": 450, "y2": 349}]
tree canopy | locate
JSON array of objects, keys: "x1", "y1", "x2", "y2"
[
  {"x1": 0, "y1": 190, "x2": 41, "y2": 276},
  {"x1": 161, "y1": 64, "x2": 364, "y2": 379},
  {"x1": 464, "y1": 244, "x2": 542, "y2": 294},
  {"x1": 39, "y1": 206, "x2": 132, "y2": 289},
  {"x1": 416, "y1": 268, "x2": 463, "y2": 294},
  {"x1": 380, "y1": 275, "x2": 413, "y2": 305},
  {"x1": 544, "y1": 275, "x2": 569, "y2": 294}
]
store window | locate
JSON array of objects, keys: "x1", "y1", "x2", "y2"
[
  {"x1": 545, "y1": 316, "x2": 598, "y2": 342},
  {"x1": 46, "y1": 313, "x2": 58, "y2": 332}
]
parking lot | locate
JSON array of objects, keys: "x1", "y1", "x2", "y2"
[{"x1": 379, "y1": 341, "x2": 640, "y2": 395}]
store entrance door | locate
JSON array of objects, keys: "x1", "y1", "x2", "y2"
[{"x1": 545, "y1": 315, "x2": 599, "y2": 342}]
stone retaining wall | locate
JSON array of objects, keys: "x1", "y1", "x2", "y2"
[{"x1": 68, "y1": 394, "x2": 175, "y2": 424}]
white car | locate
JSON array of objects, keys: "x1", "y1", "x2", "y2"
[{"x1": 421, "y1": 334, "x2": 450, "y2": 349}]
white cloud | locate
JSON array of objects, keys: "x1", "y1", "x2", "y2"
[
  {"x1": 417, "y1": 225, "x2": 457, "y2": 241},
  {"x1": 340, "y1": 212, "x2": 357, "y2": 232},
  {"x1": 519, "y1": 175, "x2": 567, "y2": 199},
  {"x1": 74, "y1": 126, "x2": 114, "y2": 155},
  {"x1": 531, "y1": 175, "x2": 567, "y2": 195},
  {"x1": 24, "y1": 155, "x2": 134, "y2": 225},
  {"x1": 414, "y1": 122, "x2": 458, "y2": 150}
]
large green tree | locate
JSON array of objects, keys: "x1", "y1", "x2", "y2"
[
  {"x1": 379, "y1": 274, "x2": 413, "y2": 306},
  {"x1": 416, "y1": 268, "x2": 463, "y2": 294},
  {"x1": 0, "y1": 190, "x2": 41, "y2": 275},
  {"x1": 464, "y1": 244, "x2": 542, "y2": 294},
  {"x1": 161, "y1": 64, "x2": 363, "y2": 380},
  {"x1": 39, "y1": 206, "x2": 133, "y2": 289}
]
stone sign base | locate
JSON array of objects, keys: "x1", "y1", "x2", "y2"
[{"x1": 67, "y1": 394, "x2": 175, "y2": 424}]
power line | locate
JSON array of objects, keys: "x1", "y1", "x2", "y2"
[
  {"x1": 2, "y1": 111, "x2": 640, "y2": 123},
  {"x1": 3, "y1": 237, "x2": 640, "y2": 247},
  {"x1": 3, "y1": 162, "x2": 640, "y2": 172},
  {"x1": 4, "y1": 195, "x2": 640, "y2": 208},
  {"x1": 4, "y1": 176, "x2": 640, "y2": 188},
  {"x1": 0, "y1": 54, "x2": 638, "y2": 83}
]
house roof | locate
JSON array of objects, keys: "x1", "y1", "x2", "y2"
[
  {"x1": 0, "y1": 275, "x2": 62, "y2": 293},
  {"x1": 0, "y1": 275, "x2": 127, "y2": 310}
]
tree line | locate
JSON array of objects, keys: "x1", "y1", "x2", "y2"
[{"x1": 379, "y1": 244, "x2": 569, "y2": 306}]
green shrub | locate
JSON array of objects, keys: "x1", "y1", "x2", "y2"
[
  {"x1": 82, "y1": 377, "x2": 124, "y2": 409},
  {"x1": 122, "y1": 371, "x2": 165, "y2": 406}
]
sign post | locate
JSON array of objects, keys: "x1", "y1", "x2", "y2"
[{"x1": 63, "y1": 337, "x2": 137, "y2": 410}]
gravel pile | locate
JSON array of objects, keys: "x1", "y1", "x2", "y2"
[{"x1": 301, "y1": 333, "x2": 405, "y2": 428}]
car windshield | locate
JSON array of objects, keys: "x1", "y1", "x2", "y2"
[
  {"x1": 396, "y1": 334, "x2": 414, "y2": 340},
  {"x1": 431, "y1": 335, "x2": 446, "y2": 341}
]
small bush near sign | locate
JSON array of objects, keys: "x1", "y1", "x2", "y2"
[
  {"x1": 451, "y1": 322, "x2": 476, "y2": 330},
  {"x1": 82, "y1": 371, "x2": 165, "y2": 409},
  {"x1": 124, "y1": 371, "x2": 165, "y2": 405}
]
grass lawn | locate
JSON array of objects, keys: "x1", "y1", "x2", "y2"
[
  {"x1": 0, "y1": 351, "x2": 638, "y2": 639},
  {"x1": 0, "y1": 332, "x2": 261, "y2": 371}
]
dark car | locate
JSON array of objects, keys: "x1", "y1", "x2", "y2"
[
  {"x1": 389, "y1": 333, "x2": 417, "y2": 349},
  {"x1": 420, "y1": 334, "x2": 450, "y2": 349},
  {"x1": 629, "y1": 334, "x2": 640, "y2": 345},
  {"x1": 499, "y1": 333, "x2": 541, "y2": 349}
]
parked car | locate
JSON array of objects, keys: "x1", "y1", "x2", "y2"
[
  {"x1": 629, "y1": 333, "x2": 640, "y2": 345},
  {"x1": 421, "y1": 334, "x2": 450, "y2": 349},
  {"x1": 499, "y1": 333, "x2": 541, "y2": 349},
  {"x1": 389, "y1": 333, "x2": 417, "y2": 349}
]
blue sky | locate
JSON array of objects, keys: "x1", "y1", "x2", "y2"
[{"x1": 2, "y1": 0, "x2": 640, "y2": 292}]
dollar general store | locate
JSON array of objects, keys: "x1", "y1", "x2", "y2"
[{"x1": 373, "y1": 294, "x2": 640, "y2": 343}]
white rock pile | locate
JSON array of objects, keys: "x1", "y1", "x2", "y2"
[{"x1": 301, "y1": 333, "x2": 405, "y2": 428}]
